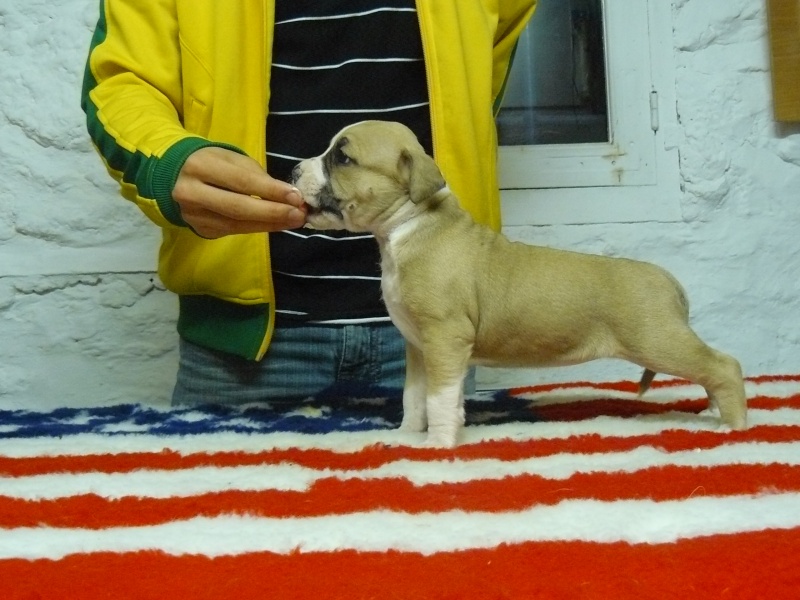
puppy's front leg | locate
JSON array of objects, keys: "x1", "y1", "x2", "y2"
[
  {"x1": 399, "y1": 344, "x2": 427, "y2": 432},
  {"x1": 419, "y1": 337, "x2": 472, "y2": 449}
]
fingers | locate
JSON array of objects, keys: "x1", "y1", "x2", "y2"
[
  {"x1": 172, "y1": 146, "x2": 308, "y2": 237},
  {"x1": 174, "y1": 176, "x2": 306, "y2": 224},
  {"x1": 177, "y1": 185, "x2": 308, "y2": 238},
  {"x1": 181, "y1": 148, "x2": 304, "y2": 207}
]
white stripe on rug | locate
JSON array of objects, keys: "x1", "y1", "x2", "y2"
[
  {"x1": 2, "y1": 440, "x2": 797, "y2": 501},
  {"x1": 2, "y1": 493, "x2": 799, "y2": 560}
]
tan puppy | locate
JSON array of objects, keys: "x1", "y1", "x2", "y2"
[{"x1": 293, "y1": 120, "x2": 748, "y2": 448}]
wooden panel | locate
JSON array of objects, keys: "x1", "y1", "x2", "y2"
[{"x1": 767, "y1": 0, "x2": 800, "y2": 122}]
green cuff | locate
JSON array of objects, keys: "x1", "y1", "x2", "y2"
[{"x1": 150, "y1": 138, "x2": 247, "y2": 227}]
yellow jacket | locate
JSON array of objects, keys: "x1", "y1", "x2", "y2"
[{"x1": 82, "y1": 0, "x2": 536, "y2": 359}]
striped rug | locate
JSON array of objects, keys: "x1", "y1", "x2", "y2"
[{"x1": 1, "y1": 375, "x2": 799, "y2": 599}]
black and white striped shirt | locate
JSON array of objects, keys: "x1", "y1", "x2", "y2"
[{"x1": 266, "y1": 0, "x2": 432, "y2": 326}]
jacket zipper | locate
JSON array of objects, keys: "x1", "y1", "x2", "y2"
[
  {"x1": 415, "y1": 0, "x2": 439, "y2": 162},
  {"x1": 258, "y1": 1, "x2": 277, "y2": 361}
]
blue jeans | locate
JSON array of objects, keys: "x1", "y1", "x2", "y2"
[{"x1": 172, "y1": 323, "x2": 407, "y2": 406}]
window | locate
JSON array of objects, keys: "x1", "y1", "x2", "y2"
[
  {"x1": 497, "y1": 0, "x2": 681, "y2": 226},
  {"x1": 497, "y1": 0, "x2": 609, "y2": 146}
]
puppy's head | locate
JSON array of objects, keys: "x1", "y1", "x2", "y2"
[{"x1": 292, "y1": 121, "x2": 446, "y2": 232}]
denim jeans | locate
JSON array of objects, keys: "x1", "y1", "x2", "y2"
[{"x1": 172, "y1": 323, "x2": 407, "y2": 406}]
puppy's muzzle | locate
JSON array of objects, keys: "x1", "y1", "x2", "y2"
[
  {"x1": 307, "y1": 190, "x2": 344, "y2": 219},
  {"x1": 291, "y1": 164, "x2": 344, "y2": 220}
]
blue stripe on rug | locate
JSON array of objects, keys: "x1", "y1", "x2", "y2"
[{"x1": 0, "y1": 386, "x2": 542, "y2": 439}]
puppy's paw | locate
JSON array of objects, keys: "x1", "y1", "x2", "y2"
[
  {"x1": 424, "y1": 427, "x2": 459, "y2": 449},
  {"x1": 722, "y1": 413, "x2": 747, "y2": 431},
  {"x1": 399, "y1": 415, "x2": 427, "y2": 433},
  {"x1": 698, "y1": 407, "x2": 719, "y2": 419}
]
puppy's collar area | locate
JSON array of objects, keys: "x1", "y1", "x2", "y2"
[{"x1": 425, "y1": 183, "x2": 451, "y2": 205}]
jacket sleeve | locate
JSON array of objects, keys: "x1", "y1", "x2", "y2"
[
  {"x1": 492, "y1": 0, "x2": 537, "y2": 114},
  {"x1": 80, "y1": 0, "x2": 239, "y2": 228}
]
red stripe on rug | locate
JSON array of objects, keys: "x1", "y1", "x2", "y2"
[
  {"x1": 2, "y1": 527, "x2": 799, "y2": 600},
  {"x1": 2, "y1": 462, "x2": 798, "y2": 529},
  {"x1": 2, "y1": 424, "x2": 799, "y2": 477},
  {"x1": 531, "y1": 396, "x2": 706, "y2": 419},
  {"x1": 749, "y1": 394, "x2": 800, "y2": 409},
  {"x1": 517, "y1": 394, "x2": 800, "y2": 416},
  {"x1": 508, "y1": 373, "x2": 800, "y2": 395}
]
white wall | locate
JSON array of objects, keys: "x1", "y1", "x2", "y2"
[
  {"x1": 0, "y1": 0, "x2": 177, "y2": 409},
  {"x1": 0, "y1": 0, "x2": 798, "y2": 409}
]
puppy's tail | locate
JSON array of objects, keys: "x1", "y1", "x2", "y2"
[{"x1": 638, "y1": 368, "x2": 657, "y2": 397}]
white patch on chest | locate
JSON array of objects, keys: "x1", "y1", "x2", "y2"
[{"x1": 380, "y1": 221, "x2": 423, "y2": 349}]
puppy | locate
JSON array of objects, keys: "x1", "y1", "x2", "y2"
[{"x1": 293, "y1": 120, "x2": 747, "y2": 448}]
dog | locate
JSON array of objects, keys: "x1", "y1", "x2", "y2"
[{"x1": 292, "y1": 120, "x2": 748, "y2": 448}]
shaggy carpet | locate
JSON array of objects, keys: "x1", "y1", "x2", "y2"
[{"x1": 1, "y1": 375, "x2": 799, "y2": 599}]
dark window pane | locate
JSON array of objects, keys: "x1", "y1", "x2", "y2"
[{"x1": 497, "y1": 0, "x2": 609, "y2": 146}]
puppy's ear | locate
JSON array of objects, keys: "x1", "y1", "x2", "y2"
[{"x1": 399, "y1": 148, "x2": 446, "y2": 204}]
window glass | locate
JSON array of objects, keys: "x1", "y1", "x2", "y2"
[{"x1": 497, "y1": 0, "x2": 609, "y2": 146}]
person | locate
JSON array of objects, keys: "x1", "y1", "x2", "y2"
[{"x1": 81, "y1": 1, "x2": 536, "y2": 406}]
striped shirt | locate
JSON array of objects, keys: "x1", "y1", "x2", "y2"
[{"x1": 266, "y1": 0, "x2": 432, "y2": 326}]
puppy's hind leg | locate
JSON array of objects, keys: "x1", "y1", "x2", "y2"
[
  {"x1": 631, "y1": 326, "x2": 747, "y2": 430},
  {"x1": 400, "y1": 344, "x2": 427, "y2": 433},
  {"x1": 699, "y1": 347, "x2": 746, "y2": 430}
]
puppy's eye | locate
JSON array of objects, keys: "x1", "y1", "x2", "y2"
[
  {"x1": 335, "y1": 147, "x2": 352, "y2": 165},
  {"x1": 333, "y1": 138, "x2": 355, "y2": 166}
]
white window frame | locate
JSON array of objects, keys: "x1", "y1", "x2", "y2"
[{"x1": 499, "y1": 0, "x2": 682, "y2": 226}]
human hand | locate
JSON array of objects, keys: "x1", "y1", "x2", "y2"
[{"x1": 171, "y1": 146, "x2": 307, "y2": 238}]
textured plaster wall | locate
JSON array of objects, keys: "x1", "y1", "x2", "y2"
[
  {"x1": 0, "y1": 0, "x2": 176, "y2": 409},
  {"x1": 0, "y1": 0, "x2": 798, "y2": 408}
]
